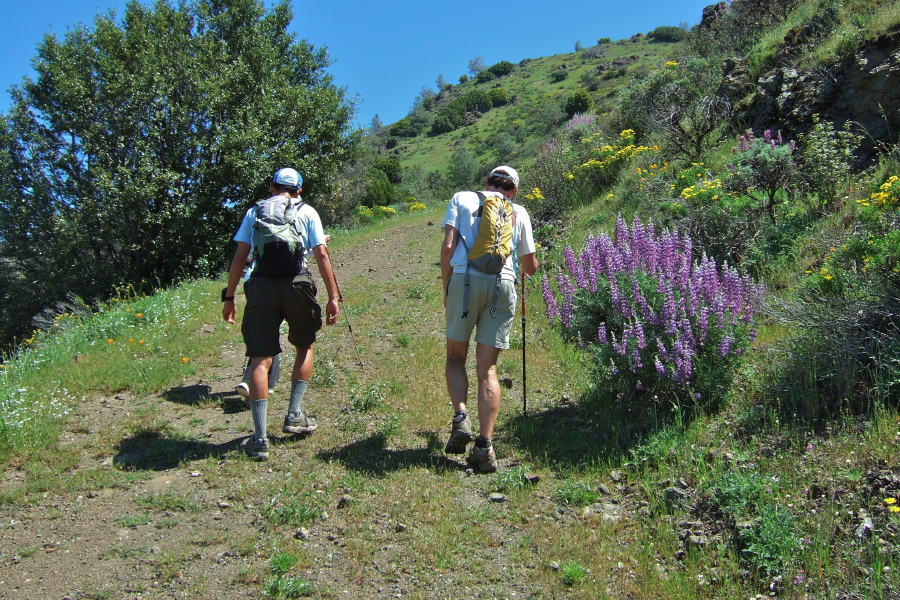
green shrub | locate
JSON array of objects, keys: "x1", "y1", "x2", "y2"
[
  {"x1": 647, "y1": 25, "x2": 688, "y2": 43},
  {"x1": 488, "y1": 87, "x2": 509, "y2": 107},
  {"x1": 740, "y1": 505, "x2": 800, "y2": 576},
  {"x1": 363, "y1": 171, "x2": 397, "y2": 207},
  {"x1": 565, "y1": 88, "x2": 594, "y2": 118},
  {"x1": 550, "y1": 65, "x2": 569, "y2": 82},
  {"x1": 389, "y1": 118, "x2": 419, "y2": 137},
  {"x1": 726, "y1": 129, "x2": 799, "y2": 224},
  {"x1": 486, "y1": 60, "x2": 515, "y2": 77},
  {"x1": 371, "y1": 157, "x2": 402, "y2": 184},
  {"x1": 474, "y1": 70, "x2": 496, "y2": 84},
  {"x1": 799, "y1": 115, "x2": 862, "y2": 207}
]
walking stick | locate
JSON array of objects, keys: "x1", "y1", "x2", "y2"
[
  {"x1": 521, "y1": 274, "x2": 527, "y2": 417},
  {"x1": 326, "y1": 250, "x2": 364, "y2": 367}
]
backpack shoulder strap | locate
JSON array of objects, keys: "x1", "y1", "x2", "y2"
[{"x1": 458, "y1": 191, "x2": 485, "y2": 254}]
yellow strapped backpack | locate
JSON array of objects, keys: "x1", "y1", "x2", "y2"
[{"x1": 457, "y1": 191, "x2": 518, "y2": 318}]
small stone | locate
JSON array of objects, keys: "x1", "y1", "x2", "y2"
[
  {"x1": 549, "y1": 561, "x2": 560, "y2": 571},
  {"x1": 395, "y1": 523, "x2": 407, "y2": 532},
  {"x1": 489, "y1": 493, "x2": 507, "y2": 503},
  {"x1": 326, "y1": 534, "x2": 337, "y2": 541},
  {"x1": 295, "y1": 528, "x2": 310, "y2": 540},
  {"x1": 525, "y1": 475, "x2": 541, "y2": 485},
  {"x1": 217, "y1": 501, "x2": 230, "y2": 509},
  {"x1": 321, "y1": 512, "x2": 329, "y2": 520},
  {"x1": 337, "y1": 495, "x2": 354, "y2": 509},
  {"x1": 191, "y1": 472, "x2": 201, "y2": 477},
  {"x1": 687, "y1": 535, "x2": 709, "y2": 548},
  {"x1": 855, "y1": 518, "x2": 875, "y2": 539},
  {"x1": 610, "y1": 470, "x2": 625, "y2": 482}
]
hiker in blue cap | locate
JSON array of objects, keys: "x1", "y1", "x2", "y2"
[
  {"x1": 223, "y1": 167, "x2": 339, "y2": 460},
  {"x1": 441, "y1": 166, "x2": 538, "y2": 472}
]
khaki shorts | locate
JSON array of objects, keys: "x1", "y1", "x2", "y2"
[
  {"x1": 445, "y1": 273, "x2": 516, "y2": 349},
  {"x1": 242, "y1": 273, "x2": 322, "y2": 357}
]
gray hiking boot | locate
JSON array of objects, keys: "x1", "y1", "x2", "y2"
[
  {"x1": 444, "y1": 417, "x2": 474, "y2": 454},
  {"x1": 242, "y1": 437, "x2": 269, "y2": 461},
  {"x1": 466, "y1": 446, "x2": 497, "y2": 473},
  {"x1": 283, "y1": 413, "x2": 318, "y2": 434}
]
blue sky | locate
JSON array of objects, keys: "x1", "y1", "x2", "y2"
[{"x1": 1, "y1": 0, "x2": 714, "y2": 128}]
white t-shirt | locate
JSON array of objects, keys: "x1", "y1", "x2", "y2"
[
  {"x1": 233, "y1": 196, "x2": 327, "y2": 273},
  {"x1": 443, "y1": 190, "x2": 536, "y2": 281}
]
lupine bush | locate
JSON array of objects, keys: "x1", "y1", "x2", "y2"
[
  {"x1": 726, "y1": 129, "x2": 799, "y2": 224},
  {"x1": 543, "y1": 215, "x2": 764, "y2": 407}
]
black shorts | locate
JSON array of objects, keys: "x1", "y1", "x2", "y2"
[{"x1": 241, "y1": 273, "x2": 322, "y2": 357}]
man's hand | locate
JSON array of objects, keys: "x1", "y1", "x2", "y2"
[
  {"x1": 325, "y1": 298, "x2": 339, "y2": 325},
  {"x1": 223, "y1": 301, "x2": 236, "y2": 324}
]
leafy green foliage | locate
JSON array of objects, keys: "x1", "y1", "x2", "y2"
[
  {"x1": 486, "y1": 60, "x2": 516, "y2": 77},
  {"x1": 362, "y1": 170, "x2": 396, "y2": 207},
  {"x1": 648, "y1": 26, "x2": 688, "y2": 43},
  {"x1": 726, "y1": 129, "x2": 799, "y2": 224},
  {"x1": 564, "y1": 88, "x2": 594, "y2": 118},
  {"x1": 0, "y1": 0, "x2": 359, "y2": 350},
  {"x1": 488, "y1": 87, "x2": 510, "y2": 107},
  {"x1": 799, "y1": 115, "x2": 862, "y2": 206},
  {"x1": 371, "y1": 157, "x2": 403, "y2": 184}
]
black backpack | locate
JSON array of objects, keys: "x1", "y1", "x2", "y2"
[{"x1": 250, "y1": 195, "x2": 307, "y2": 277}]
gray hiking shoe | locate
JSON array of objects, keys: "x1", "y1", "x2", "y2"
[
  {"x1": 242, "y1": 437, "x2": 269, "y2": 461},
  {"x1": 466, "y1": 446, "x2": 497, "y2": 473},
  {"x1": 444, "y1": 417, "x2": 474, "y2": 454},
  {"x1": 283, "y1": 413, "x2": 318, "y2": 434}
]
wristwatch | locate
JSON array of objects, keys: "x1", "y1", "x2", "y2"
[{"x1": 221, "y1": 287, "x2": 234, "y2": 302}]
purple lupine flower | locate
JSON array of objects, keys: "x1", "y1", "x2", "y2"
[
  {"x1": 597, "y1": 324, "x2": 608, "y2": 344},
  {"x1": 557, "y1": 272, "x2": 576, "y2": 329},
  {"x1": 718, "y1": 335, "x2": 733, "y2": 357},
  {"x1": 655, "y1": 356, "x2": 666, "y2": 377},
  {"x1": 633, "y1": 320, "x2": 647, "y2": 349},
  {"x1": 630, "y1": 348, "x2": 643, "y2": 371},
  {"x1": 542, "y1": 275, "x2": 560, "y2": 325},
  {"x1": 763, "y1": 129, "x2": 772, "y2": 142},
  {"x1": 657, "y1": 338, "x2": 670, "y2": 362}
]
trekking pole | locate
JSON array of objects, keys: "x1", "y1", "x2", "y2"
[
  {"x1": 326, "y1": 251, "x2": 364, "y2": 367},
  {"x1": 521, "y1": 274, "x2": 527, "y2": 417}
]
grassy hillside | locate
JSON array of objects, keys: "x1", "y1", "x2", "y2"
[{"x1": 386, "y1": 35, "x2": 680, "y2": 177}]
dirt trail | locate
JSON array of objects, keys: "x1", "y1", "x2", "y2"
[{"x1": 2, "y1": 211, "x2": 538, "y2": 600}]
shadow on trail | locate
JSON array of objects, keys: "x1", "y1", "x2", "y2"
[
  {"x1": 161, "y1": 383, "x2": 247, "y2": 414},
  {"x1": 114, "y1": 428, "x2": 241, "y2": 471},
  {"x1": 504, "y1": 391, "x2": 680, "y2": 470},
  {"x1": 317, "y1": 430, "x2": 461, "y2": 477}
]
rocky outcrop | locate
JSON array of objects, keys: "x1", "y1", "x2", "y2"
[{"x1": 735, "y1": 25, "x2": 900, "y2": 158}]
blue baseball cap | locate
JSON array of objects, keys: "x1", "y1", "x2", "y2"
[{"x1": 273, "y1": 168, "x2": 302, "y2": 188}]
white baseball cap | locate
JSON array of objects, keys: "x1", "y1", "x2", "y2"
[
  {"x1": 272, "y1": 167, "x2": 302, "y2": 188},
  {"x1": 489, "y1": 166, "x2": 519, "y2": 187}
]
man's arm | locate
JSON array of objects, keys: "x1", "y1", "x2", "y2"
[
  {"x1": 441, "y1": 225, "x2": 459, "y2": 305},
  {"x1": 312, "y1": 244, "x2": 340, "y2": 325},
  {"x1": 520, "y1": 253, "x2": 538, "y2": 277},
  {"x1": 222, "y1": 241, "x2": 252, "y2": 324}
]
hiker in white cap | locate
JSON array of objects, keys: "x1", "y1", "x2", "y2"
[
  {"x1": 440, "y1": 166, "x2": 538, "y2": 472},
  {"x1": 222, "y1": 168, "x2": 339, "y2": 460}
]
